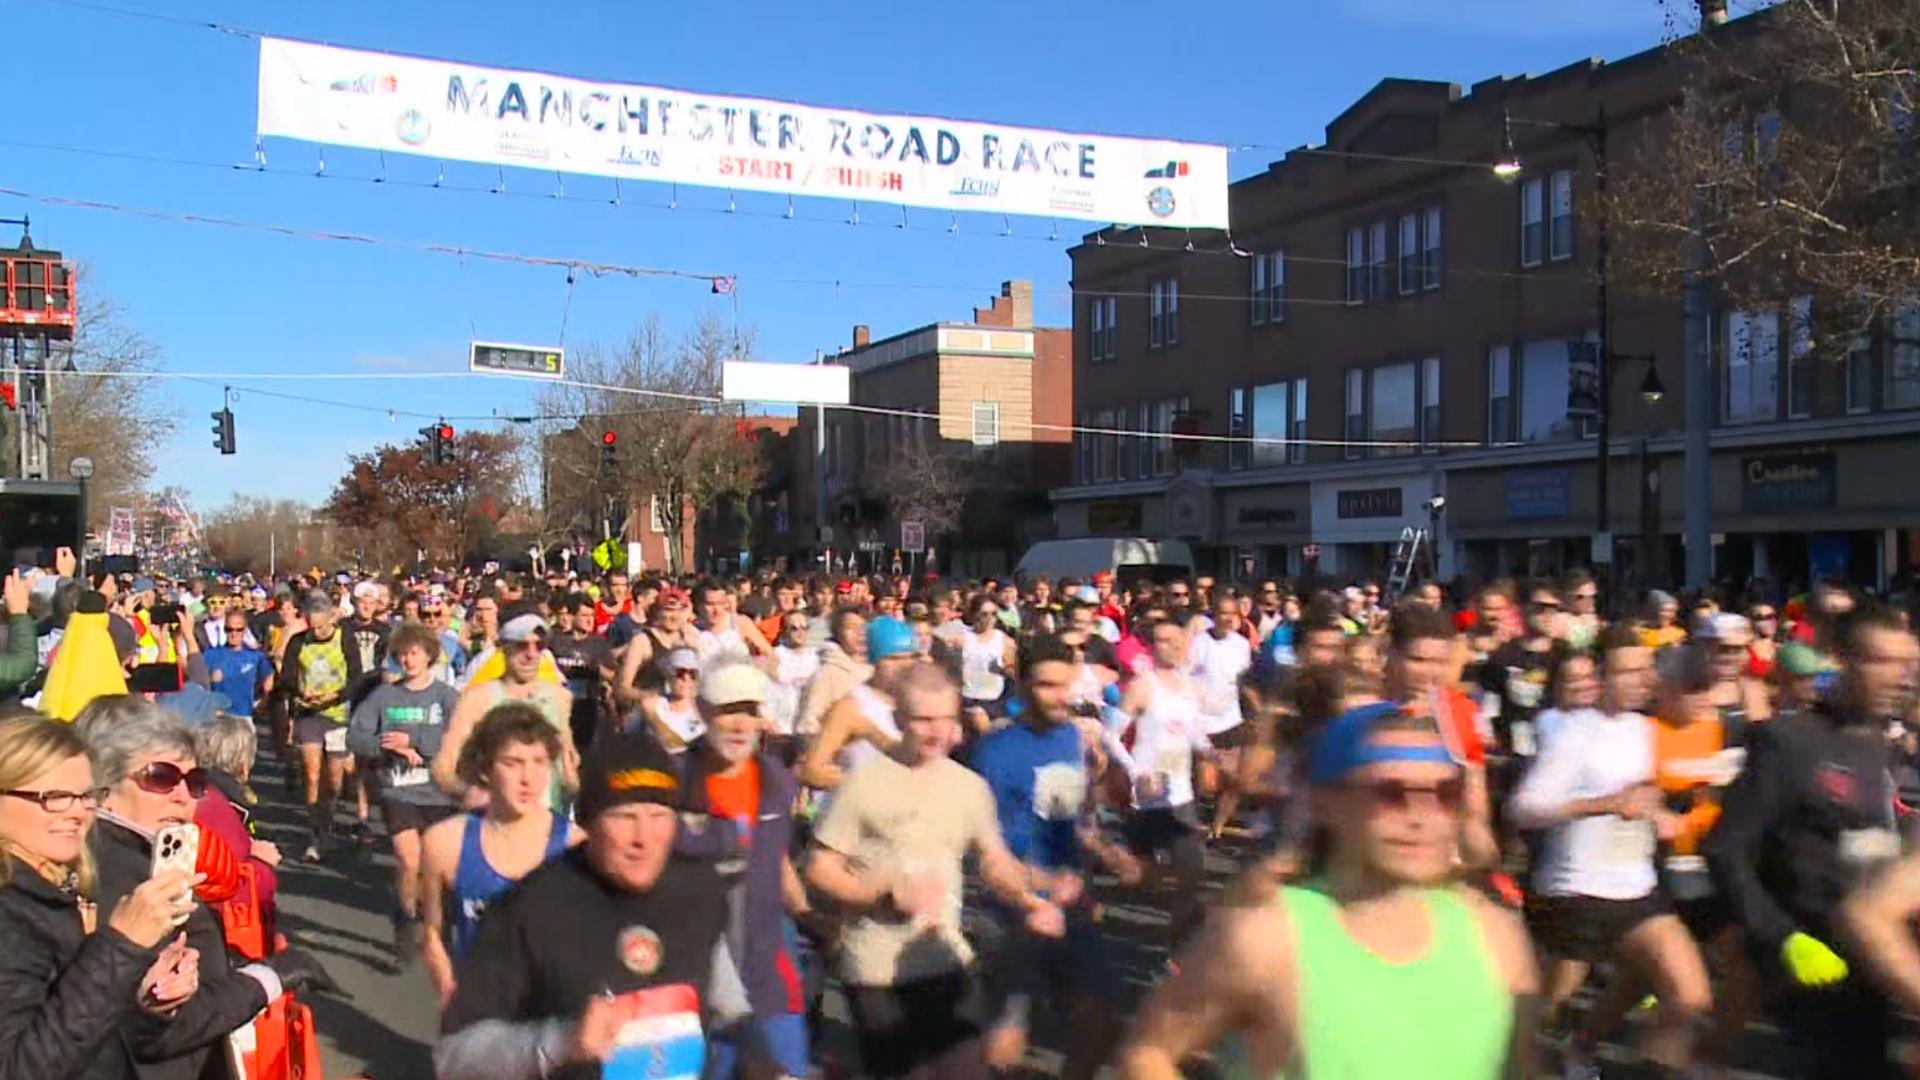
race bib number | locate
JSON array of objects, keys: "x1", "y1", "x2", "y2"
[
  {"x1": 388, "y1": 764, "x2": 429, "y2": 788},
  {"x1": 1839, "y1": 827, "x2": 1901, "y2": 871},
  {"x1": 1509, "y1": 720, "x2": 1536, "y2": 759},
  {"x1": 1032, "y1": 763, "x2": 1087, "y2": 821},
  {"x1": 603, "y1": 984, "x2": 705, "y2": 1080},
  {"x1": 1603, "y1": 819, "x2": 1656, "y2": 865},
  {"x1": 321, "y1": 726, "x2": 349, "y2": 754}
]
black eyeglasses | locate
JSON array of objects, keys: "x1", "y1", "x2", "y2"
[
  {"x1": 130, "y1": 762, "x2": 210, "y2": 798},
  {"x1": 2, "y1": 788, "x2": 103, "y2": 813}
]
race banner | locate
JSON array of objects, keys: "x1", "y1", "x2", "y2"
[{"x1": 256, "y1": 37, "x2": 1230, "y2": 230}]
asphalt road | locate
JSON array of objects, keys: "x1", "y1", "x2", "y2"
[{"x1": 244, "y1": 742, "x2": 1807, "y2": 1080}]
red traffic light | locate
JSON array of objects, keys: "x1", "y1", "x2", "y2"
[
  {"x1": 601, "y1": 430, "x2": 617, "y2": 446},
  {"x1": 437, "y1": 424, "x2": 454, "y2": 440}
]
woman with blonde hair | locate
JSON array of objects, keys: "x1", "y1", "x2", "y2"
[{"x1": 0, "y1": 712, "x2": 203, "y2": 1080}]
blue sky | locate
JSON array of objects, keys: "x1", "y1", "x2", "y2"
[{"x1": 9, "y1": 0, "x2": 1672, "y2": 509}]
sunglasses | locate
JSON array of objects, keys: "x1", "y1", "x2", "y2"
[
  {"x1": 2, "y1": 788, "x2": 104, "y2": 813},
  {"x1": 1573, "y1": 591, "x2": 1598, "y2": 601},
  {"x1": 1348, "y1": 776, "x2": 1464, "y2": 814},
  {"x1": 673, "y1": 668, "x2": 699, "y2": 680},
  {"x1": 1753, "y1": 611, "x2": 1777, "y2": 621},
  {"x1": 132, "y1": 762, "x2": 210, "y2": 798},
  {"x1": 1532, "y1": 600, "x2": 1562, "y2": 611}
]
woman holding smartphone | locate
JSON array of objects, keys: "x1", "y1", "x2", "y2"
[
  {"x1": 76, "y1": 696, "x2": 336, "y2": 1080},
  {"x1": 0, "y1": 712, "x2": 201, "y2": 1080}
]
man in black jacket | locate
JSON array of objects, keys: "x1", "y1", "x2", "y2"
[{"x1": 1707, "y1": 604, "x2": 1919, "y2": 1080}]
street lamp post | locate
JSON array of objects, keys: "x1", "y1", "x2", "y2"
[{"x1": 68, "y1": 455, "x2": 93, "y2": 563}]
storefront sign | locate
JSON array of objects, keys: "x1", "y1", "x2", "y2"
[
  {"x1": 1336, "y1": 487, "x2": 1403, "y2": 520},
  {"x1": 1740, "y1": 451, "x2": 1836, "y2": 514},
  {"x1": 1236, "y1": 505, "x2": 1299, "y2": 527},
  {"x1": 1504, "y1": 468, "x2": 1569, "y2": 520},
  {"x1": 1086, "y1": 499, "x2": 1142, "y2": 534}
]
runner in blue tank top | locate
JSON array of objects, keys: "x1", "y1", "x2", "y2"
[{"x1": 420, "y1": 702, "x2": 582, "y2": 1002}]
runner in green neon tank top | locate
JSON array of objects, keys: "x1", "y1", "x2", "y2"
[{"x1": 1117, "y1": 701, "x2": 1540, "y2": 1080}]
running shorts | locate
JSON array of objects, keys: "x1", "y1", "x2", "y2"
[
  {"x1": 845, "y1": 971, "x2": 992, "y2": 1078},
  {"x1": 382, "y1": 798, "x2": 457, "y2": 836},
  {"x1": 294, "y1": 715, "x2": 351, "y2": 757},
  {"x1": 1526, "y1": 893, "x2": 1671, "y2": 964}
]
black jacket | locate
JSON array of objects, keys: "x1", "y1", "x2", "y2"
[
  {"x1": 0, "y1": 864, "x2": 158, "y2": 1080},
  {"x1": 1706, "y1": 705, "x2": 1898, "y2": 967},
  {"x1": 90, "y1": 818, "x2": 269, "y2": 1080}
]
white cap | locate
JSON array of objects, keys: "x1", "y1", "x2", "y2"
[{"x1": 699, "y1": 661, "x2": 767, "y2": 707}]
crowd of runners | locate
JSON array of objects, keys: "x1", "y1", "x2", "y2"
[{"x1": 2, "y1": 552, "x2": 1920, "y2": 1079}]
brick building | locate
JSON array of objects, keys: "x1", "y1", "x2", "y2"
[
  {"x1": 790, "y1": 281, "x2": 1072, "y2": 578},
  {"x1": 1055, "y1": 30, "x2": 1920, "y2": 593}
]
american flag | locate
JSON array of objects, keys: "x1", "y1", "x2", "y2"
[{"x1": 710, "y1": 276, "x2": 736, "y2": 295}]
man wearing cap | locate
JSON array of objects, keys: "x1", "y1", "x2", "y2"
[
  {"x1": 798, "y1": 616, "x2": 920, "y2": 792},
  {"x1": 613, "y1": 586, "x2": 701, "y2": 712},
  {"x1": 1119, "y1": 701, "x2": 1538, "y2": 1080},
  {"x1": 435, "y1": 733, "x2": 757, "y2": 1080},
  {"x1": 345, "y1": 580, "x2": 392, "y2": 692},
  {"x1": 674, "y1": 661, "x2": 813, "y2": 1079},
  {"x1": 437, "y1": 609, "x2": 579, "y2": 814},
  {"x1": 282, "y1": 590, "x2": 356, "y2": 862},
  {"x1": 632, "y1": 647, "x2": 707, "y2": 753}
]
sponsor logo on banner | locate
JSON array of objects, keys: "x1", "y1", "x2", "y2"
[{"x1": 255, "y1": 38, "x2": 1230, "y2": 229}]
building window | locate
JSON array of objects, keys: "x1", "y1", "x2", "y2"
[
  {"x1": 1100, "y1": 409, "x2": 1120, "y2": 480},
  {"x1": 1370, "y1": 362, "x2": 1418, "y2": 458},
  {"x1": 1076, "y1": 413, "x2": 1094, "y2": 482},
  {"x1": 1488, "y1": 345, "x2": 1515, "y2": 443},
  {"x1": 1549, "y1": 170, "x2": 1575, "y2": 262},
  {"x1": 1149, "y1": 278, "x2": 1179, "y2": 347},
  {"x1": 1346, "y1": 226, "x2": 1366, "y2": 303},
  {"x1": 1724, "y1": 309, "x2": 1780, "y2": 424},
  {"x1": 1847, "y1": 333, "x2": 1874, "y2": 414},
  {"x1": 1369, "y1": 220, "x2": 1390, "y2": 300},
  {"x1": 1788, "y1": 296, "x2": 1814, "y2": 419},
  {"x1": 1344, "y1": 368, "x2": 1365, "y2": 460},
  {"x1": 1089, "y1": 295, "x2": 1117, "y2": 361},
  {"x1": 1228, "y1": 388, "x2": 1249, "y2": 470},
  {"x1": 1890, "y1": 304, "x2": 1920, "y2": 408},
  {"x1": 1422, "y1": 206, "x2": 1443, "y2": 291},
  {"x1": 1249, "y1": 379, "x2": 1307, "y2": 468},
  {"x1": 1398, "y1": 213, "x2": 1419, "y2": 295},
  {"x1": 1422, "y1": 355, "x2": 1442, "y2": 449},
  {"x1": 1135, "y1": 402, "x2": 1153, "y2": 478},
  {"x1": 649, "y1": 496, "x2": 671, "y2": 535},
  {"x1": 1521, "y1": 178, "x2": 1545, "y2": 267},
  {"x1": 1251, "y1": 251, "x2": 1285, "y2": 325},
  {"x1": 1519, "y1": 337, "x2": 1590, "y2": 443},
  {"x1": 971, "y1": 401, "x2": 1000, "y2": 453},
  {"x1": 1151, "y1": 397, "x2": 1186, "y2": 476}
]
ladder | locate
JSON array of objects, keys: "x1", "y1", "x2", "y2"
[{"x1": 1386, "y1": 526, "x2": 1430, "y2": 597}]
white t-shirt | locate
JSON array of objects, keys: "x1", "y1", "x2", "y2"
[
  {"x1": 766, "y1": 645, "x2": 820, "y2": 736},
  {"x1": 1188, "y1": 631, "x2": 1251, "y2": 736},
  {"x1": 1509, "y1": 708, "x2": 1658, "y2": 900}
]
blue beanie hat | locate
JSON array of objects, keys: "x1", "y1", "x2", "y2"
[{"x1": 867, "y1": 616, "x2": 916, "y2": 660}]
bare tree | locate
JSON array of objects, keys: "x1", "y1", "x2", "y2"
[
  {"x1": 50, "y1": 274, "x2": 178, "y2": 527},
  {"x1": 870, "y1": 440, "x2": 973, "y2": 545},
  {"x1": 1607, "y1": 0, "x2": 1920, "y2": 347},
  {"x1": 539, "y1": 311, "x2": 764, "y2": 574}
]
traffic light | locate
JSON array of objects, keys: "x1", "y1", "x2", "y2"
[
  {"x1": 210, "y1": 408, "x2": 235, "y2": 455},
  {"x1": 419, "y1": 422, "x2": 454, "y2": 465},
  {"x1": 600, "y1": 430, "x2": 618, "y2": 472}
]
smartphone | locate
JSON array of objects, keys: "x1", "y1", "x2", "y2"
[
  {"x1": 150, "y1": 822, "x2": 200, "y2": 903},
  {"x1": 149, "y1": 602, "x2": 180, "y2": 628}
]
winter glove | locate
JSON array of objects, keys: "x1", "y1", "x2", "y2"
[{"x1": 1781, "y1": 931, "x2": 1849, "y2": 988}]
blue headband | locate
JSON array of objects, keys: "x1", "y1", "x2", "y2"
[{"x1": 1309, "y1": 702, "x2": 1462, "y2": 786}]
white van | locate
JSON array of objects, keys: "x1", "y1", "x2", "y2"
[{"x1": 1014, "y1": 538, "x2": 1196, "y2": 585}]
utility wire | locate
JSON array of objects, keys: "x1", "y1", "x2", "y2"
[{"x1": 39, "y1": 366, "x2": 1517, "y2": 450}]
